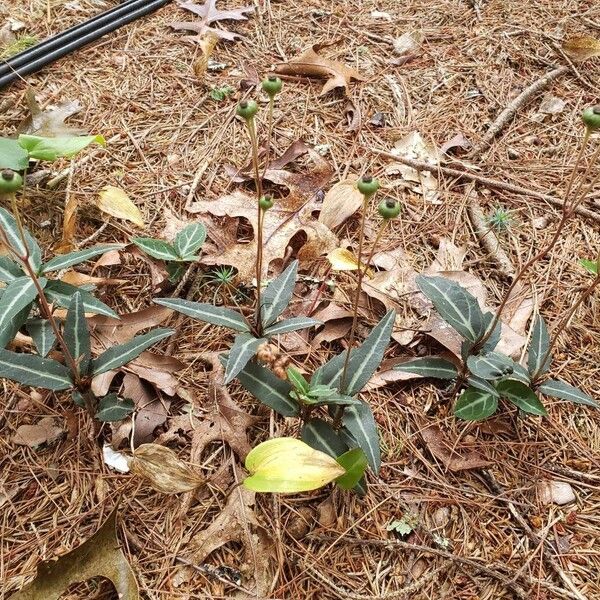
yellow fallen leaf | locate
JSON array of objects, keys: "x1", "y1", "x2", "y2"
[
  {"x1": 562, "y1": 36, "x2": 600, "y2": 62},
  {"x1": 244, "y1": 437, "x2": 345, "y2": 493},
  {"x1": 97, "y1": 185, "x2": 145, "y2": 228},
  {"x1": 327, "y1": 247, "x2": 374, "y2": 277}
]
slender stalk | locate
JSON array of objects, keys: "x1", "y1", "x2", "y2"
[
  {"x1": 262, "y1": 97, "x2": 274, "y2": 182},
  {"x1": 360, "y1": 220, "x2": 388, "y2": 279}
]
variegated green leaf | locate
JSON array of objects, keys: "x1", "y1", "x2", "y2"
[
  {"x1": 26, "y1": 319, "x2": 56, "y2": 357},
  {"x1": 454, "y1": 387, "x2": 498, "y2": 420},
  {"x1": 64, "y1": 292, "x2": 91, "y2": 375},
  {"x1": 92, "y1": 328, "x2": 174, "y2": 376},
  {"x1": 260, "y1": 260, "x2": 298, "y2": 327},
  {"x1": 342, "y1": 401, "x2": 380, "y2": 472},
  {"x1": 394, "y1": 357, "x2": 458, "y2": 379},
  {"x1": 0, "y1": 348, "x2": 72, "y2": 390},
  {"x1": 0, "y1": 256, "x2": 23, "y2": 282},
  {"x1": 154, "y1": 298, "x2": 250, "y2": 332},
  {"x1": 417, "y1": 275, "x2": 485, "y2": 342},
  {"x1": 467, "y1": 376, "x2": 500, "y2": 398},
  {"x1": 264, "y1": 317, "x2": 321, "y2": 337},
  {"x1": 44, "y1": 280, "x2": 117, "y2": 318},
  {"x1": 224, "y1": 333, "x2": 266, "y2": 384},
  {"x1": 0, "y1": 208, "x2": 42, "y2": 272},
  {"x1": 0, "y1": 302, "x2": 31, "y2": 349},
  {"x1": 497, "y1": 380, "x2": 547, "y2": 416},
  {"x1": 132, "y1": 238, "x2": 180, "y2": 262},
  {"x1": 539, "y1": 379, "x2": 598, "y2": 408},
  {"x1": 527, "y1": 314, "x2": 551, "y2": 378},
  {"x1": 95, "y1": 394, "x2": 135, "y2": 422},
  {"x1": 41, "y1": 245, "x2": 122, "y2": 273},
  {"x1": 174, "y1": 223, "x2": 206, "y2": 259},
  {"x1": 301, "y1": 419, "x2": 348, "y2": 458},
  {"x1": 467, "y1": 352, "x2": 520, "y2": 381},
  {"x1": 0, "y1": 276, "x2": 44, "y2": 334},
  {"x1": 481, "y1": 311, "x2": 501, "y2": 353}
]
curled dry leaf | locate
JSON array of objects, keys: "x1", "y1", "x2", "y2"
[
  {"x1": 96, "y1": 186, "x2": 145, "y2": 228},
  {"x1": 318, "y1": 176, "x2": 363, "y2": 229},
  {"x1": 18, "y1": 90, "x2": 85, "y2": 136},
  {"x1": 393, "y1": 30, "x2": 423, "y2": 57},
  {"x1": 9, "y1": 505, "x2": 138, "y2": 600},
  {"x1": 130, "y1": 443, "x2": 204, "y2": 494},
  {"x1": 12, "y1": 417, "x2": 63, "y2": 447},
  {"x1": 193, "y1": 32, "x2": 219, "y2": 78},
  {"x1": 54, "y1": 193, "x2": 79, "y2": 254},
  {"x1": 275, "y1": 42, "x2": 366, "y2": 95},
  {"x1": 421, "y1": 426, "x2": 491, "y2": 472},
  {"x1": 562, "y1": 36, "x2": 600, "y2": 62}
]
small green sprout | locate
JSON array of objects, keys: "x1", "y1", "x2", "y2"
[
  {"x1": 209, "y1": 85, "x2": 235, "y2": 102},
  {"x1": 487, "y1": 206, "x2": 512, "y2": 231}
]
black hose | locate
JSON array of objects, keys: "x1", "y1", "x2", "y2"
[{"x1": 0, "y1": 0, "x2": 170, "y2": 90}]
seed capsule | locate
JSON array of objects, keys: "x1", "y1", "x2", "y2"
[
  {"x1": 378, "y1": 198, "x2": 401, "y2": 219},
  {"x1": 582, "y1": 106, "x2": 600, "y2": 131},
  {"x1": 262, "y1": 75, "x2": 283, "y2": 98},
  {"x1": 357, "y1": 175, "x2": 380, "y2": 197},
  {"x1": 0, "y1": 169, "x2": 23, "y2": 193},
  {"x1": 236, "y1": 99, "x2": 258, "y2": 120},
  {"x1": 259, "y1": 195, "x2": 274, "y2": 210}
]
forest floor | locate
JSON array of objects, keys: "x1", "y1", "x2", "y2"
[{"x1": 1, "y1": 0, "x2": 600, "y2": 599}]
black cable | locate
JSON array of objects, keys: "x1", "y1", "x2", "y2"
[{"x1": 0, "y1": 0, "x2": 170, "y2": 90}]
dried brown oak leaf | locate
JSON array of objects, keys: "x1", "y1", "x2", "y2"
[
  {"x1": 170, "y1": 0, "x2": 254, "y2": 42},
  {"x1": 275, "y1": 42, "x2": 366, "y2": 95},
  {"x1": 421, "y1": 425, "x2": 491, "y2": 472},
  {"x1": 18, "y1": 89, "x2": 85, "y2": 136},
  {"x1": 9, "y1": 504, "x2": 138, "y2": 600},
  {"x1": 12, "y1": 417, "x2": 63, "y2": 448}
]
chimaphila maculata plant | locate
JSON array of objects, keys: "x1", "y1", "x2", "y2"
[
  {"x1": 154, "y1": 76, "x2": 401, "y2": 494},
  {"x1": 395, "y1": 107, "x2": 600, "y2": 420},
  {"x1": 0, "y1": 140, "x2": 174, "y2": 425}
]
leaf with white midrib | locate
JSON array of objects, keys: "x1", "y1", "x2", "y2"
[
  {"x1": 92, "y1": 328, "x2": 174, "y2": 376},
  {"x1": 454, "y1": 387, "x2": 498, "y2": 420},
  {"x1": 132, "y1": 238, "x2": 180, "y2": 262},
  {"x1": 528, "y1": 314, "x2": 551, "y2": 378},
  {"x1": 302, "y1": 419, "x2": 347, "y2": 458},
  {"x1": 44, "y1": 280, "x2": 117, "y2": 318},
  {"x1": 497, "y1": 380, "x2": 547, "y2": 416},
  {"x1": 467, "y1": 352, "x2": 518, "y2": 381},
  {"x1": 41, "y1": 245, "x2": 123, "y2": 273},
  {"x1": 0, "y1": 256, "x2": 23, "y2": 282},
  {"x1": 260, "y1": 261, "x2": 298, "y2": 327},
  {"x1": 394, "y1": 357, "x2": 458, "y2": 379},
  {"x1": 539, "y1": 379, "x2": 598, "y2": 408},
  {"x1": 224, "y1": 334, "x2": 265, "y2": 384},
  {"x1": 154, "y1": 298, "x2": 250, "y2": 332},
  {"x1": 174, "y1": 223, "x2": 206, "y2": 259},
  {"x1": 0, "y1": 277, "x2": 44, "y2": 334},
  {"x1": 65, "y1": 292, "x2": 91, "y2": 375},
  {"x1": 467, "y1": 376, "x2": 500, "y2": 398},
  {"x1": 26, "y1": 319, "x2": 56, "y2": 357},
  {"x1": 342, "y1": 401, "x2": 380, "y2": 472},
  {"x1": 0, "y1": 348, "x2": 73, "y2": 390},
  {"x1": 417, "y1": 275, "x2": 485, "y2": 342},
  {"x1": 264, "y1": 316, "x2": 321, "y2": 337}
]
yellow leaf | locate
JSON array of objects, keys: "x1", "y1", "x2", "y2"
[
  {"x1": 562, "y1": 36, "x2": 600, "y2": 62},
  {"x1": 130, "y1": 443, "x2": 204, "y2": 494},
  {"x1": 327, "y1": 247, "x2": 374, "y2": 277},
  {"x1": 193, "y1": 33, "x2": 219, "y2": 79},
  {"x1": 97, "y1": 186, "x2": 145, "y2": 228},
  {"x1": 244, "y1": 437, "x2": 345, "y2": 493}
]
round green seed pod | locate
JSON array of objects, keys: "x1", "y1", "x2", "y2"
[
  {"x1": 237, "y1": 100, "x2": 258, "y2": 120},
  {"x1": 582, "y1": 106, "x2": 600, "y2": 131},
  {"x1": 0, "y1": 169, "x2": 23, "y2": 194},
  {"x1": 262, "y1": 75, "x2": 283, "y2": 98},
  {"x1": 378, "y1": 198, "x2": 401, "y2": 219},
  {"x1": 259, "y1": 195, "x2": 274, "y2": 210},
  {"x1": 357, "y1": 175, "x2": 380, "y2": 197}
]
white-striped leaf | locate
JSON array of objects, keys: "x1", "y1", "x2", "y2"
[
  {"x1": 417, "y1": 275, "x2": 485, "y2": 342},
  {"x1": 342, "y1": 401, "x2": 380, "y2": 472},
  {"x1": 0, "y1": 303, "x2": 30, "y2": 348},
  {"x1": 0, "y1": 348, "x2": 72, "y2": 390},
  {"x1": 264, "y1": 317, "x2": 322, "y2": 337},
  {"x1": 481, "y1": 311, "x2": 501, "y2": 352},
  {"x1": 64, "y1": 292, "x2": 91, "y2": 375},
  {"x1": 154, "y1": 298, "x2": 250, "y2": 332},
  {"x1": 41, "y1": 244, "x2": 122, "y2": 273},
  {"x1": 539, "y1": 379, "x2": 598, "y2": 408},
  {"x1": 44, "y1": 280, "x2": 117, "y2": 318},
  {"x1": 454, "y1": 387, "x2": 498, "y2": 420},
  {"x1": 394, "y1": 357, "x2": 458, "y2": 379},
  {"x1": 0, "y1": 276, "x2": 44, "y2": 334},
  {"x1": 497, "y1": 380, "x2": 547, "y2": 416},
  {"x1": 95, "y1": 394, "x2": 135, "y2": 422},
  {"x1": 26, "y1": 319, "x2": 56, "y2": 357},
  {"x1": 92, "y1": 328, "x2": 174, "y2": 376},
  {"x1": 0, "y1": 208, "x2": 42, "y2": 272},
  {"x1": 235, "y1": 359, "x2": 299, "y2": 416},
  {"x1": 132, "y1": 238, "x2": 180, "y2": 262},
  {"x1": 467, "y1": 376, "x2": 500, "y2": 398},
  {"x1": 260, "y1": 260, "x2": 298, "y2": 327},
  {"x1": 314, "y1": 310, "x2": 395, "y2": 396},
  {"x1": 467, "y1": 352, "x2": 519, "y2": 381},
  {"x1": 302, "y1": 419, "x2": 348, "y2": 458},
  {"x1": 527, "y1": 314, "x2": 551, "y2": 378},
  {"x1": 0, "y1": 256, "x2": 23, "y2": 282},
  {"x1": 174, "y1": 223, "x2": 206, "y2": 259},
  {"x1": 224, "y1": 333, "x2": 265, "y2": 384}
]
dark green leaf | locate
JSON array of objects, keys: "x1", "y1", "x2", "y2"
[
  {"x1": 64, "y1": 292, "x2": 91, "y2": 375},
  {"x1": 496, "y1": 380, "x2": 547, "y2": 416},
  {"x1": 174, "y1": 223, "x2": 206, "y2": 259},
  {"x1": 416, "y1": 275, "x2": 485, "y2": 342},
  {"x1": 538, "y1": 379, "x2": 599, "y2": 408},
  {"x1": 286, "y1": 366, "x2": 310, "y2": 393},
  {"x1": 264, "y1": 317, "x2": 321, "y2": 336},
  {"x1": 0, "y1": 207, "x2": 42, "y2": 272},
  {"x1": 154, "y1": 298, "x2": 250, "y2": 332},
  {"x1": 27, "y1": 319, "x2": 56, "y2": 357},
  {"x1": 335, "y1": 448, "x2": 368, "y2": 490},
  {"x1": 18, "y1": 133, "x2": 105, "y2": 161},
  {"x1": 235, "y1": 359, "x2": 298, "y2": 416},
  {"x1": 301, "y1": 419, "x2": 348, "y2": 458},
  {"x1": 45, "y1": 280, "x2": 117, "y2": 318},
  {"x1": 0, "y1": 302, "x2": 31, "y2": 349},
  {"x1": 92, "y1": 328, "x2": 174, "y2": 376},
  {"x1": 467, "y1": 351, "x2": 520, "y2": 381},
  {"x1": 311, "y1": 393, "x2": 360, "y2": 407},
  {"x1": 166, "y1": 262, "x2": 186, "y2": 283},
  {"x1": 260, "y1": 260, "x2": 298, "y2": 327},
  {"x1": 131, "y1": 238, "x2": 180, "y2": 262},
  {"x1": 224, "y1": 333, "x2": 265, "y2": 384},
  {"x1": 481, "y1": 312, "x2": 501, "y2": 353},
  {"x1": 41, "y1": 245, "x2": 122, "y2": 273},
  {"x1": 0, "y1": 137, "x2": 29, "y2": 170},
  {"x1": 454, "y1": 387, "x2": 498, "y2": 420},
  {"x1": 0, "y1": 348, "x2": 72, "y2": 390},
  {"x1": 0, "y1": 276, "x2": 44, "y2": 334},
  {"x1": 72, "y1": 390, "x2": 86, "y2": 408},
  {"x1": 394, "y1": 357, "x2": 458, "y2": 379},
  {"x1": 528, "y1": 314, "x2": 551, "y2": 378},
  {"x1": 342, "y1": 401, "x2": 380, "y2": 472},
  {"x1": 0, "y1": 256, "x2": 24, "y2": 282},
  {"x1": 467, "y1": 376, "x2": 500, "y2": 398},
  {"x1": 95, "y1": 394, "x2": 135, "y2": 422}
]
